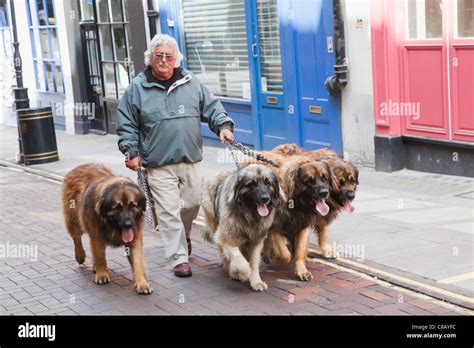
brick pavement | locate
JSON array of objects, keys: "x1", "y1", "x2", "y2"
[{"x1": 0, "y1": 166, "x2": 469, "y2": 315}]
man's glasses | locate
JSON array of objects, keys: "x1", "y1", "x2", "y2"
[{"x1": 153, "y1": 53, "x2": 175, "y2": 62}]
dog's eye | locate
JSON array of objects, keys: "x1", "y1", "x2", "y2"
[
  {"x1": 321, "y1": 175, "x2": 326, "y2": 182},
  {"x1": 264, "y1": 178, "x2": 271, "y2": 185},
  {"x1": 114, "y1": 204, "x2": 123, "y2": 211},
  {"x1": 339, "y1": 179, "x2": 345, "y2": 186},
  {"x1": 308, "y1": 176, "x2": 316, "y2": 184},
  {"x1": 246, "y1": 180, "x2": 256, "y2": 187}
]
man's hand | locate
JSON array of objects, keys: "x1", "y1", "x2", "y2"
[
  {"x1": 126, "y1": 156, "x2": 142, "y2": 171},
  {"x1": 219, "y1": 128, "x2": 234, "y2": 143}
]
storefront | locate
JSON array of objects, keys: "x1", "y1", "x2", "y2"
[
  {"x1": 158, "y1": 0, "x2": 344, "y2": 152},
  {"x1": 371, "y1": 0, "x2": 474, "y2": 176}
]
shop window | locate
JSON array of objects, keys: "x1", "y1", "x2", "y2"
[
  {"x1": 27, "y1": 0, "x2": 65, "y2": 94},
  {"x1": 180, "y1": 0, "x2": 251, "y2": 99},
  {"x1": 457, "y1": 0, "x2": 474, "y2": 37},
  {"x1": 257, "y1": 0, "x2": 283, "y2": 94},
  {"x1": 407, "y1": 0, "x2": 443, "y2": 39},
  {"x1": 96, "y1": 0, "x2": 134, "y2": 99}
]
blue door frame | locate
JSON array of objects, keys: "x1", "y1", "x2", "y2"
[{"x1": 158, "y1": 0, "x2": 342, "y2": 153}]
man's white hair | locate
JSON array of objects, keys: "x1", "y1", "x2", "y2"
[{"x1": 144, "y1": 34, "x2": 183, "y2": 68}]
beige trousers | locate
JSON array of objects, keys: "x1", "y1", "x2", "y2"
[{"x1": 147, "y1": 161, "x2": 202, "y2": 267}]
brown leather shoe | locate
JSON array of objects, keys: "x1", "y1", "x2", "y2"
[
  {"x1": 173, "y1": 262, "x2": 192, "y2": 277},
  {"x1": 186, "y1": 238, "x2": 192, "y2": 256}
]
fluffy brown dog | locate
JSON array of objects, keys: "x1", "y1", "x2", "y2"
[
  {"x1": 243, "y1": 156, "x2": 332, "y2": 281},
  {"x1": 272, "y1": 144, "x2": 359, "y2": 258},
  {"x1": 61, "y1": 163, "x2": 152, "y2": 295}
]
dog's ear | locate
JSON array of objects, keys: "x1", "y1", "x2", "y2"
[
  {"x1": 95, "y1": 192, "x2": 112, "y2": 219},
  {"x1": 269, "y1": 171, "x2": 286, "y2": 202},
  {"x1": 232, "y1": 173, "x2": 245, "y2": 205},
  {"x1": 138, "y1": 195, "x2": 147, "y2": 212},
  {"x1": 351, "y1": 164, "x2": 359, "y2": 185},
  {"x1": 285, "y1": 165, "x2": 301, "y2": 199}
]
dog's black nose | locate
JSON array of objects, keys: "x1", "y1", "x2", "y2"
[
  {"x1": 122, "y1": 218, "x2": 133, "y2": 229},
  {"x1": 346, "y1": 191, "x2": 355, "y2": 200},
  {"x1": 258, "y1": 195, "x2": 271, "y2": 204},
  {"x1": 318, "y1": 187, "x2": 329, "y2": 198}
]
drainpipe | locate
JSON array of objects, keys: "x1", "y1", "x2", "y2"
[
  {"x1": 325, "y1": 0, "x2": 348, "y2": 98},
  {"x1": 147, "y1": 0, "x2": 159, "y2": 38}
]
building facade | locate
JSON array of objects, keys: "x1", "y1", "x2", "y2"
[
  {"x1": 2, "y1": 0, "x2": 472, "y2": 176},
  {"x1": 371, "y1": 0, "x2": 474, "y2": 176}
]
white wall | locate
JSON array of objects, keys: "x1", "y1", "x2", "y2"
[{"x1": 341, "y1": 0, "x2": 375, "y2": 166}]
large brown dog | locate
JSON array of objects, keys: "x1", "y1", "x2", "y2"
[
  {"x1": 243, "y1": 155, "x2": 332, "y2": 281},
  {"x1": 61, "y1": 163, "x2": 152, "y2": 295},
  {"x1": 273, "y1": 144, "x2": 359, "y2": 258}
]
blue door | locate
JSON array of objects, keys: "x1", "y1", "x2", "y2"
[
  {"x1": 247, "y1": 0, "x2": 289, "y2": 149},
  {"x1": 290, "y1": 0, "x2": 342, "y2": 153}
]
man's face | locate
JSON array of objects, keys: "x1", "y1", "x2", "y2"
[{"x1": 151, "y1": 45, "x2": 175, "y2": 80}]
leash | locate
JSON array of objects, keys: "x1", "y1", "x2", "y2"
[
  {"x1": 224, "y1": 136, "x2": 279, "y2": 169},
  {"x1": 137, "y1": 167, "x2": 156, "y2": 226}
]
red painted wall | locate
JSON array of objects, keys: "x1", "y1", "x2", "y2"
[{"x1": 371, "y1": 0, "x2": 474, "y2": 143}]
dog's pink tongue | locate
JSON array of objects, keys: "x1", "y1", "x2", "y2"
[
  {"x1": 343, "y1": 201, "x2": 355, "y2": 213},
  {"x1": 122, "y1": 228, "x2": 134, "y2": 243},
  {"x1": 256, "y1": 203, "x2": 269, "y2": 217},
  {"x1": 316, "y1": 200, "x2": 330, "y2": 216}
]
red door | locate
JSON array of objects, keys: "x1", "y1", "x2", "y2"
[
  {"x1": 400, "y1": 0, "x2": 474, "y2": 142},
  {"x1": 448, "y1": 0, "x2": 474, "y2": 142}
]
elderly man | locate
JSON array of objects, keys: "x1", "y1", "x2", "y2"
[{"x1": 117, "y1": 34, "x2": 235, "y2": 277}]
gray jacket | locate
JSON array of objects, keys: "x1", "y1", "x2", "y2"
[{"x1": 117, "y1": 68, "x2": 234, "y2": 167}]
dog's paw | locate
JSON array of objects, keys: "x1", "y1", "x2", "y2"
[
  {"x1": 135, "y1": 281, "x2": 153, "y2": 295},
  {"x1": 75, "y1": 248, "x2": 86, "y2": 265},
  {"x1": 296, "y1": 270, "x2": 313, "y2": 282},
  {"x1": 94, "y1": 272, "x2": 110, "y2": 285},
  {"x1": 250, "y1": 281, "x2": 268, "y2": 292},
  {"x1": 321, "y1": 247, "x2": 338, "y2": 259},
  {"x1": 229, "y1": 265, "x2": 251, "y2": 282}
]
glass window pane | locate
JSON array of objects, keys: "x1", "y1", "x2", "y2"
[
  {"x1": 458, "y1": 0, "x2": 474, "y2": 38},
  {"x1": 103, "y1": 62, "x2": 116, "y2": 98},
  {"x1": 111, "y1": 0, "x2": 123, "y2": 22},
  {"x1": 181, "y1": 0, "x2": 250, "y2": 99},
  {"x1": 99, "y1": 25, "x2": 113, "y2": 61},
  {"x1": 0, "y1": 1, "x2": 9, "y2": 27},
  {"x1": 37, "y1": 0, "x2": 46, "y2": 26},
  {"x1": 116, "y1": 62, "x2": 128, "y2": 98},
  {"x1": 54, "y1": 64, "x2": 64, "y2": 93},
  {"x1": 407, "y1": 0, "x2": 442, "y2": 39},
  {"x1": 80, "y1": 0, "x2": 94, "y2": 20},
  {"x1": 45, "y1": 0, "x2": 55, "y2": 25},
  {"x1": 97, "y1": 0, "x2": 110, "y2": 23},
  {"x1": 257, "y1": 0, "x2": 283, "y2": 94},
  {"x1": 113, "y1": 25, "x2": 126, "y2": 61},
  {"x1": 39, "y1": 29, "x2": 50, "y2": 59},
  {"x1": 35, "y1": 61, "x2": 45, "y2": 90},
  {"x1": 50, "y1": 28, "x2": 60, "y2": 60},
  {"x1": 45, "y1": 62, "x2": 54, "y2": 92}
]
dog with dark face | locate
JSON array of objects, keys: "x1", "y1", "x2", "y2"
[
  {"x1": 61, "y1": 163, "x2": 152, "y2": 294},
  {"x1": 201, "y1": 164, "x2": 285, "y2": 291},
  {"x1": 308, "y1": 150, "x2": 359, "y2": 258},
  {"x1": 260, "y1": 156, "x2": 332, "y2": 281},
  {"x1": 272, "y1": 145, "x2": 359, "y2": 258}
]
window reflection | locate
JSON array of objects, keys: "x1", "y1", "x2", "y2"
[{"x1": 407, "y1": 0, "x2": 442, "y2": 39}]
